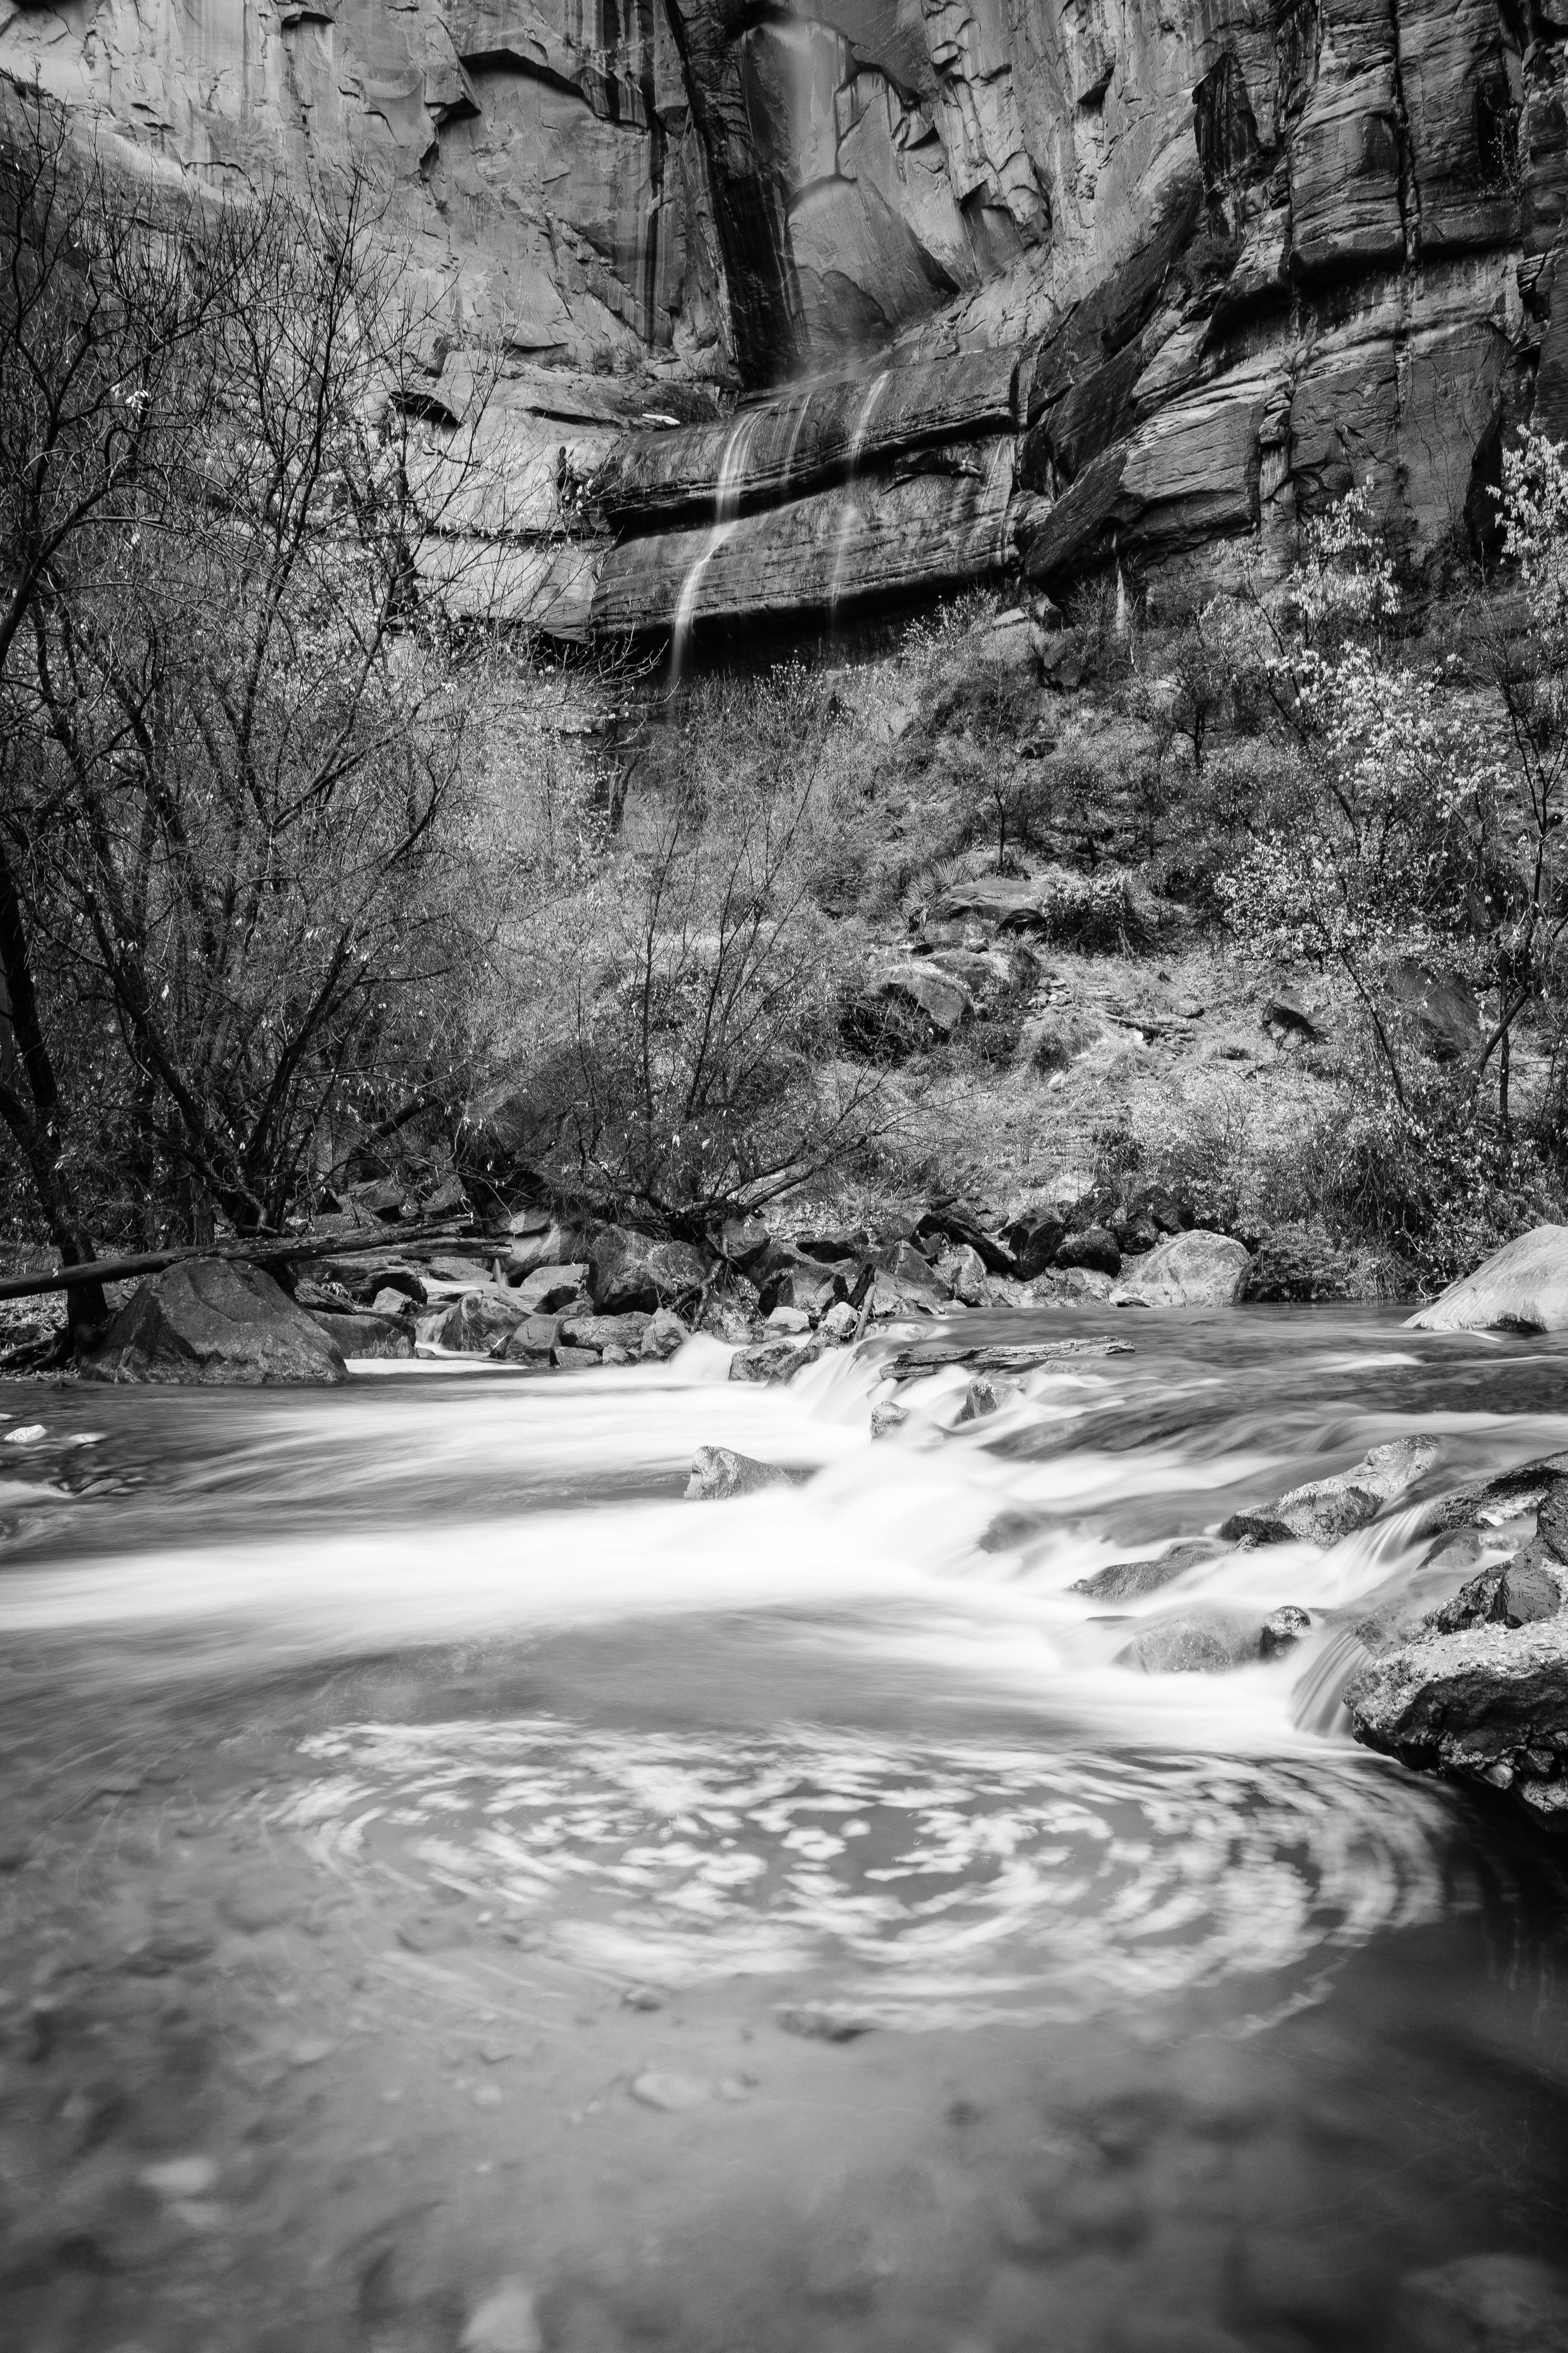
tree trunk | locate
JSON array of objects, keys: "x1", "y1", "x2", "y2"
[{"x1": 0, "y1": 845, "x2": 109, "y2": 1335}]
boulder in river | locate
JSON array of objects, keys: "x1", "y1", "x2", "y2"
[
  {"x1": 1115, "y1": 1608, "x2": 1271, "y2": 1675},
  {"x1": 588, "y1": 1228, "x2": 708, "y2": 1315},
  {"x1": 1111, "y1": 1229, "x2": 1251, "y2": 1308},
  {"x1": 1407, "y1": 1225, "x2": 1568, "y2": 1333},
  {"x1": 1071, "y1": 1538, "x2": 1225, "y2": 1602},
  {"x1": 686, "y1": 1446, "x2": 790, "y2": 1500},
  {"x1": 730, "y1": 1336, "x2": 822, "y2": 1383},
  {"x1": 1347, "y1": 1617, "x2": 1568, "y2": 1825},
  {"x1": 81, "y1": 1259, "x2": 347, "y2": 1386},
  {"x1": 1221, "y1": 1437, "x2": 1440, "y2": 1546}
]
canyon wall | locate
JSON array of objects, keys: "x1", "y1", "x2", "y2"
[{"x1": 1, "y1": 0, "x2": 1561, "y2": 636}]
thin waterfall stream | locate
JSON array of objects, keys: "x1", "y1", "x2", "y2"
[{"x1": 3, "y1": 1304, "x2": 1567, "y2": 2351}]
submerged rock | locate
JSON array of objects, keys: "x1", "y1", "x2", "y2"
[
  {"x1": 686, "y1": 1446, "x2": 789, "y2": 1500},
  {"x1": 1260, "y1": 1604, "x2": 1313, "y2": 1655},
  {"x1": 1072, "y1": 1539, "x2": 1225, "y2": 1602},
  {"x1": 955, "y1": 1372, "x2": 1022, "y2": 1422},
  {"x1": 1407, "y1": 1225, "x2": 1568, "y2": 1333},
  {"x1": 1115, "y1": 1608, "x2": 1269, "y2": 1675},
  {"x1": 81, "y1": 1260, "x2": 347, "y2": 1387},
  {"x1": 1112, "y1": 1230, "x2": 1251, "y2": 1308}
]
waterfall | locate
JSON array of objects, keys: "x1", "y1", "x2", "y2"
[
  {"x1": 668, "y1": 408, "x2": 762, "y2": 689},
  {"x1": 827, "y1": 369, "x2": 891, "y2": 628}
]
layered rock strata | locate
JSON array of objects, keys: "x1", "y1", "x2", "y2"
[{"x1": 4, "y1": 0, "x2": 1566, "y2": 633}]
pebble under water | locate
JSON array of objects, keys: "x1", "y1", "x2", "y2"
[{"x1": 1, "y1": 1303, "x2": 1567, "y2": 2353}]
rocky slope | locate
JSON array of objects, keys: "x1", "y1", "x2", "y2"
[{"x1": 2, "y1": 0, "x2": 1559, "y2": 633}]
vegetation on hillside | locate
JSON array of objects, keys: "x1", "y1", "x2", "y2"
[{"x1": 6, "y1": 90, "x2": 1568, "y2": 1299}]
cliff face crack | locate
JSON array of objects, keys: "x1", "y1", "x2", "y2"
[{"x1": 1387, "y1": 0, "x2": 1421, "y2": 266}]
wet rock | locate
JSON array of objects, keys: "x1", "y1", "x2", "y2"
[
  {"x1": 1002, "y1": 1208, "x2": 1068, "y2": 1278},
  {"x1": 1111, "y1": 1230, "x2": 1251, "y2": 1308},
  {"x1": 1260, "y1": 1604, "x2": 1313, "y2": 1654},
  {"x1": 730, "y1": 1335, "x2": 822, "y2": 1382},
  {"x1": 1221, "y1": 1438, "x2": 1441, "y2": 1546},
  {"x1": 460, "y1": 2276, "x2": 544, "y2": 2353},
  {"x1": 1425, "y1": 1558, "x2": 1568, "y2": 1634},
  {"x1": 1056, "y1": 1224, "x2": 1122, "y2": 1277},
  {"x1": 955, "y1": 1373, "x2": 1022, "y2": 1423},
  {"x1": 434, "y1": 1290, "x2": 527, "y2": 1354},
  {"x1": 512, "y1": 1263, "x2": 588, "y2": 1315},
  {"x1": 775, "y1": 2005, "x2": 873, "y2": 2041},
  {"x1": 587, "y1": 1228, "x2": 707, "y2": 1316},
  {"x1": 303, "y1": 1309, "x2": 413, "y2": 1359},
  {"x1": 1407, "y1": 1226, "x2": 1568, "y2": 1334},
  {"x1": 80, "y1": 1260, "x2": 347, "y2": 1387},
  {"x1": 1347, "y1": 1617, "x2": 1568, "y2": 1824},
  {"x1": 870, "y1": 1401, "x2": 909, "y2": 1438},
  {"x1": 1115, "y1": 1608, "x2": 1269, "y2": 1675},
  {"x1": 640, "y1": 1308, "x2": 688, "y2": 1361},
  {"x1": 818, "y1": 1302, "x2": 859, "y2": 1343},
  {"x1": 1396, "y1": 2252, "x2": 1568, "y2": 2352},
  {"x1": 686, "y1": 1446, "x2": 789, "y2": 1500},
  {"x1": 1071, "y1": 1539, "x2": 1225, "y2": 1601}
]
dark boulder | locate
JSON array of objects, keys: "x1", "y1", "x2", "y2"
[
  {"x1": 842, "y1": 963, "x2": 974, "y2": 1057},
  {"x1": 1056, "y1": 1224, "x2": 1122, "y2": 1278},
  {"x1": 864, "y1": 1240, "x2": 952, "y2": 1318},
  {"x1": 588, "y1": 1228, "x2": 708, "y2": 1315},
  {"x1": 1001, "y1": 1208, "x2": 1067, "y2": 1278},
  {"x1": 1426, "y1": 1558, "x2": 1567, "y2": 1634},
  {"x1": 1347, "y1": 1618, "x2": 1568, "y2": 1825},
  {"x1": 81, "y1": 1259, "x2": 347, "y2": 1387}
]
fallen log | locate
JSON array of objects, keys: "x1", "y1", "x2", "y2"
[{"x1": 0, "y1": 1218, "x2": 480, "y2": 1305}]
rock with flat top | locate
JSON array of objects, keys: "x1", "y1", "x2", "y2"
[
  {"x1": 1072, "y1": 1538, "x2": 1224, "y2": 1601},
  {"x1": 434, "y1": 1290, "x2": 528, "y2": 1354},
  {"x1": 81, "y1": 1260, "x2": 347, "y2": 1386},
  {"x1": 304, "y1": 1308, "x2": 414, "y2": 1359},
  {"x1": 512, "y1": 1262, "x2": 587, "y2": 1314},
  {"x1": 1407, "y1": 1226, "x2": 1568, "y2": 1333},
  {"x1": 730, "y1": 1335, "x2": 822, "y2": 1382},
  {"x1": 1112, "y1": 1230, "x2": 1251, "y2": 1308},
  {"x1": 1116, "y1": 1608, "x2": 1269, "y2": 1674}
]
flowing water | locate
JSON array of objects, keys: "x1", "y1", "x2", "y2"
[
  {"x1": 668, "y1": 413, "x2": 763, "y2": 690},
  {"x1": 3, "y1": 1304, "x2": 1568, "y2": 2353}
]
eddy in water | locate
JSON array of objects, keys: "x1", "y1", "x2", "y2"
[{"x1": 2, "y1": 1300, "x2": 1567, "y2": 2353}]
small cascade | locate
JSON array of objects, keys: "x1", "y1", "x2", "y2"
[
  {"x1": 827, "y1": 368, "x2": 890, "y2": 628},
  {"x1": 668, "y1": 407, "x2": 762, "y2": 688}
]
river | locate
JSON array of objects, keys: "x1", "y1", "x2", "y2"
[{"x1": 2, "y1": 1303, "x2": 1566, "y2": 2352}]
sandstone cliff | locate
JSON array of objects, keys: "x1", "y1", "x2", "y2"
[{"x1": 1, "y1": 0, "x2": 1559, "y2": 636}]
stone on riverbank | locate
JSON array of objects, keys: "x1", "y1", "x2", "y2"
[
  {"x1": 686, "y1": 1446, "x2": 790, "y2": 1500},
  {"x1": 588, "y1": 1229, "x2": 708, "y2": 1316},
  {"x1": 640, "y1": 1308, "x2": 688, "y2": 1361},
  {"x1": 1111, "y1": 1230, "x2": 1251, "y2": 1308},
  {"x1": 433, "y1": 1290, "x2": 528, "y2": 1353},
  {"x1": 1407, "y1": 1224, "x2": 1568, "y2": 1333},
  {"x1": 81, "y1": 1260, "x2": 347, "y2": 1386},
  {"x1": 730, "y1": 1336, "x2": 823, "y2": 1383},
  {"x1": 303, "y1": 1309, "x2": 414, "y2": 1359}
]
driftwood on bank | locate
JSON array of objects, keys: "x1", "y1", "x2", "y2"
[{"x1": 0, "y1": 1219, "x2": 479, "y2": 1305}]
